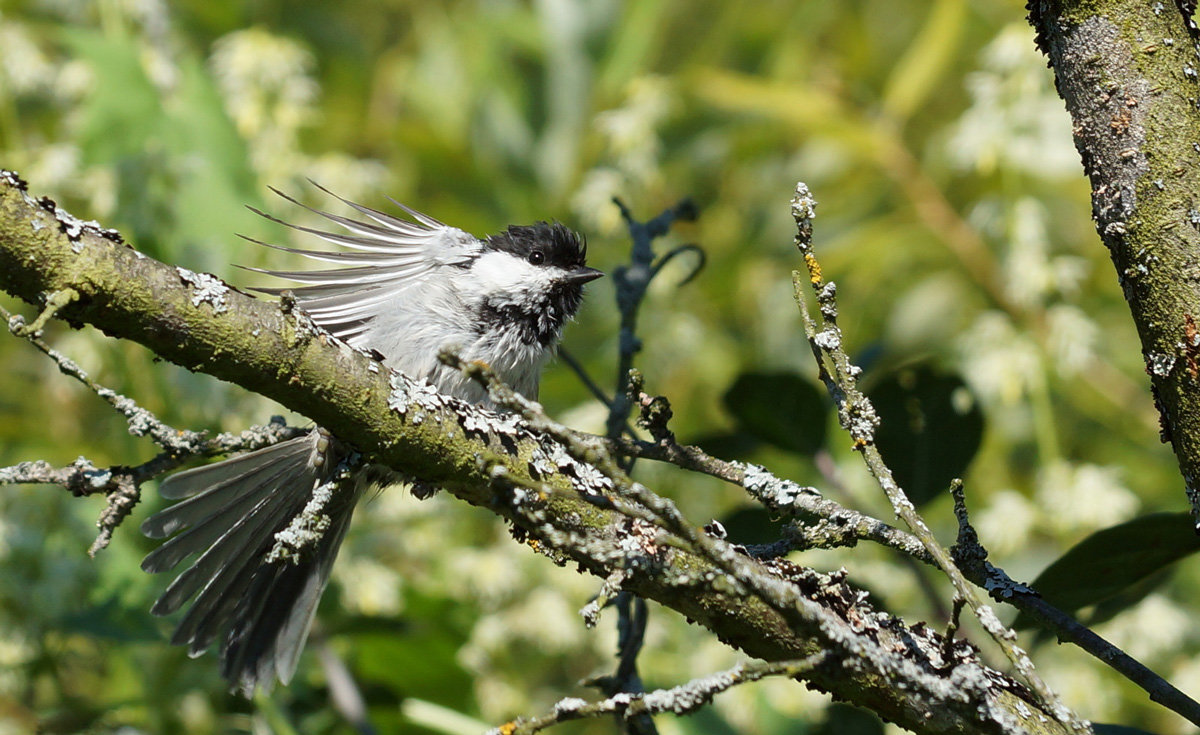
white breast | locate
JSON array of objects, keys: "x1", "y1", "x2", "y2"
[{"x1": 357, "y1": 273, "x2": 552, "y2": 405}]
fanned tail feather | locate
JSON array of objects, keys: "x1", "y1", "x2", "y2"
[{"x1": 142, "y1": 432, "x2": 362, "y2": 694}]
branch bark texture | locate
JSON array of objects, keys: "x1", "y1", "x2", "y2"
[
  {"x1": 1027, "y1": 1, "x2": 1200, "y2": 518},
  {"x1": 0, "y1": 172, "x2": 1074, "y2": 734}
]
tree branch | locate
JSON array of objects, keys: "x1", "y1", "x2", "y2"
[
  {"x1": 950, "y1": 481, "x2": 1200, "y2": 725},
  {"x1": 493, "y1": 655, "x2": 827, "y2": 734},
  {"x1": 790, "y1": 182, "x2": 1084, "y2": 732},
  {"x1": 1027, "y1": 0, "x2": 1200, "y2": 520},
  {"x1": 0, "y1": 170, "x2": 1078, "y2": 734}
]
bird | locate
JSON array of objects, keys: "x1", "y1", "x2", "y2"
[{"x1": 139, "y1": 183, "x2": 602, "y2": 694}]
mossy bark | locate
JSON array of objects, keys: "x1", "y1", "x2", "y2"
[{"x1": 1029, "y1": 1, "x2": 1200, "y2": 518}]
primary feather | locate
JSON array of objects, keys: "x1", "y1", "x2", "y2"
[{"x1": 240, "y1": 184, "x2": 484, "y2": 352}]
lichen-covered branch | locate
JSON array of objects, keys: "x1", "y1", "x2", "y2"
[
  {"x1": 492, "y1": 656, "x2": 826, "y2": 734},
  {"x1": 0, "y1": 171, "x2": 1079, "y2": 734},
  {"x1": 0, "y1": 295, "x2": 307, "y2": 552},
  {"x1": 950, "y1": 482, "x2": 1200, "y2": 725},
  {"x1": 791, "y1": 182, "x2": 1085, "y2": 733},
  {"x1": 1026, "y1": 1, "x2": 1200, "y2": 519}
]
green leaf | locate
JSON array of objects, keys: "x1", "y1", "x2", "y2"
[
  {"x1": 812, "y1": 704, "x2": 885, "y2": 735},
  {"x1": 1091, "y1": 725, "x2": 1162, "y2": 735},
  {"x1": 60, "y1": 27, "x2": 164, "y2": 166},
  {"x1": 162, "y1": 55, "x2": 265, "y2": 271},
  {"x1": 869, "y1": 366, "x2": 982, "y2": 506},
  {"x1": 345, "y1": 592, "x2": 475, "y2": 706},
  {"x1": 881, "y1": 0, "x2": 967, "y2": 121},
  {"x1": 719, "y1": 507, "x2": 783, "y2": 545},
  {"x1": 60, "y1": 595, "x2": 160, "y2": 643},
  {"x1": 1082, "y1": 567, "x2": 1173, "y2": 628},
  {"x1": 722, "y1": 372, "x2": 828, "y2": 455},
  {"x1": 690, "y1": 431, "x2": 762, "y2": 461},
  {"x1": 1014, "y1": 513, "x2": 1200, "y2": 630}
]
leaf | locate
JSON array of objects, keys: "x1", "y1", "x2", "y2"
[
  {"x1": 60, "y1": 27, "x2": 164, "y2": 166},
  {"x1": 1014, "y1": 513, "x2": 1200, "y2": 630},
  {"x1": 869, "y1": 366, "x2": 982, "y2": 506},
  {"x1": 881, "y1": 0, "x2": 967, "y2": 120},
  {"x1": 162, "y1": 55, "x2": 265, "y2": 270},
  {"x1": 722, "y1": 372, "x2": 828, "y2": 455},
  {"x1": 1091, "y1": 725, "x2": 1162, "y2": 735},
  {"x1": 812, "y1": 704, "x2": 885, "y2": 735},
  {"x1": 690, "y1": 431, "x2": 762, "y2": 461},
  {"x1": 344, "y1": 592, "x2": 475, "y2": 705},
  {"x1": 719, "y1": 507, "x2": 783, "y2": 545},
  {"x1": 1082, "y1": 567, "x2": 1174, "y2": 628},
  {"x1": 61, "y1": 595, "x2": 160, "y2": 643}
]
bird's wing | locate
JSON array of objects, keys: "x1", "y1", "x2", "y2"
[{"x1": 240, "y1": 182, "x2": 483, "y2": 345}]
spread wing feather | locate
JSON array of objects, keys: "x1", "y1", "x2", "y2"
[{"x1": 239, "y1": 182, "x2": 482, "y2": 347}]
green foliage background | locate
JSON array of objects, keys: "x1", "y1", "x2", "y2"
[{"x1": 1, "y1": 0, "x2": 1197, "y2": 733}]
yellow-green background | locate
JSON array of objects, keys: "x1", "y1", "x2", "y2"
[{"x1": 0, "y1": 1, "x2": 1192, "y2": 733}]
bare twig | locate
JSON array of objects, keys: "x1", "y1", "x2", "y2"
[
  {"x1": 593, "y1": 592, "x2": 656, "y2": 735},
  {"x1": 446, "y1": 352, "x2": 1059, "y2": 734},
  {"x1": 588, "y1": 197, "x2": 699, "y2": 733},
  {"x1": 605, "y1": 197, "x2": 699, "y2": 440},
  {"x1": 950, "y1": 481, "x2": 1200, "y2": 727},
  {"x1": 607, "y1": 434, "x2": 937, "y2": 565},
  {"x1": 316, "y1": 639, "x2": 377, "y2": 735},
  {"x1": 491, "y1": 655, "x2": 826, "y2": 734},
  {"x1": 558, "y1": 347, "x2": 615, "y2": 408},
  {"x1": 1, "y1": 299, "x2": 306, "y2": 552},
  {"x1": 4, "y1": 297, "x2": 208, "y2": 452},
  {"x1": 580, "y1": 569, "x2": 628, "y2": 628},
  {"x1": 788, "y1": 182, "x2": 1085, "y2": 732},
  {"x1": 0, "y1": 172, "x2": 1091, "y2": 732}
]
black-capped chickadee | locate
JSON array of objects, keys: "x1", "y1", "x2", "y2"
[{"x1": 140, "y1": 185, "x2": 602, "y2": 694}]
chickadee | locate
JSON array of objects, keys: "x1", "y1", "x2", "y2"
[{"x1": 140, "y1": 184, "x2": 601, "y2": 694}]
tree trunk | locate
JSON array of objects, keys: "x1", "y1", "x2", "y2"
[{"x1": 1028, "y1": 0, "x2": 1200, "y2": 519}]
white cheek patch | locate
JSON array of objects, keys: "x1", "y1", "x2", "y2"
[{"x1": 469, "y1": 252, "x2": 565, "y2": 306}]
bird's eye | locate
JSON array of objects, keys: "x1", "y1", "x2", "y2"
[{"x1": 528, "y1": 251, "x2": 545, "y2": 265}]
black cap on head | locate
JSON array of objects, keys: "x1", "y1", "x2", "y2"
[{"x1": 486, "y1": 222, "x2": 588, "y2": 270}]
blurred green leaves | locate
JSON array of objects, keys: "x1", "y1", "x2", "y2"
[
  {"x1": 1015, "y1": 513, "x2": 1200, "y2": 630},
  {"x1": 61, "y1": 27, "x2": 262, "y2": 266},
  {"x1": 881, "y1": 0, "x2": 967, "y2": 121},
  {"x1": 62, "y1": 28, "x2": 162, "y2": 166},
  {"x1": 0, "y1": 0, "x2": 1192, "y2": 732},
  {"x1": 869, "y1": 365, "x2": 983, "y2": 507},
  {"x1": 722, "y1": 371, "x2": 828, "y2": 456},
  {"x1": 715, "y1": 364, "x2": 983, "y2": 512}
]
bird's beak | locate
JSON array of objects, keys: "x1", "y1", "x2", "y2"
[{"x1": 564, "y1": 266, "x2": 604, "y2": 285}]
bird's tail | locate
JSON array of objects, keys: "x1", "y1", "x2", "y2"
[{"x1": 141, "y1": 430, "x2": 362, "y2": 695}]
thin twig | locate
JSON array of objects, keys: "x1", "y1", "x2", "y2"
[
  {"x1": 605, "y1": 593, "x2": 656, "y2": 735},
  {"x1": 446, "y1": 351, "x2": 1016, "y2": 726},
  {"x1": 607, "y1": 435, "x2": 937, "y2": 565},
  {"x1": 3, "y1": 296, "x2": 207, "y2": 453},
  {"x1": 788, "y1": 182, "x2": 1086, "y2": 732},
  {"x1": 491, "y1": 655, "x2": 826, "y2": 734},
  {"x1": 950, "y1": 482, "x2": 1200, "y2": 727},
  {"x1": 0, "y1": 171, "x2": 1072, "y2": 731},
  {"x1": 605, "y1": 197, "x2": 699, "y2": 440},
  {"x1": 2, "y1": 297, "x2": 305, "y2": 552},
  {"x1": 316, "y1": 639, "x2": 378, "y2": 735},
  {"x1": 559, "y1": 347, "x2": 615, "y2": 408},
  {"x1": 592, "y1": 197, "x2": 699, "y2": 733}
]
